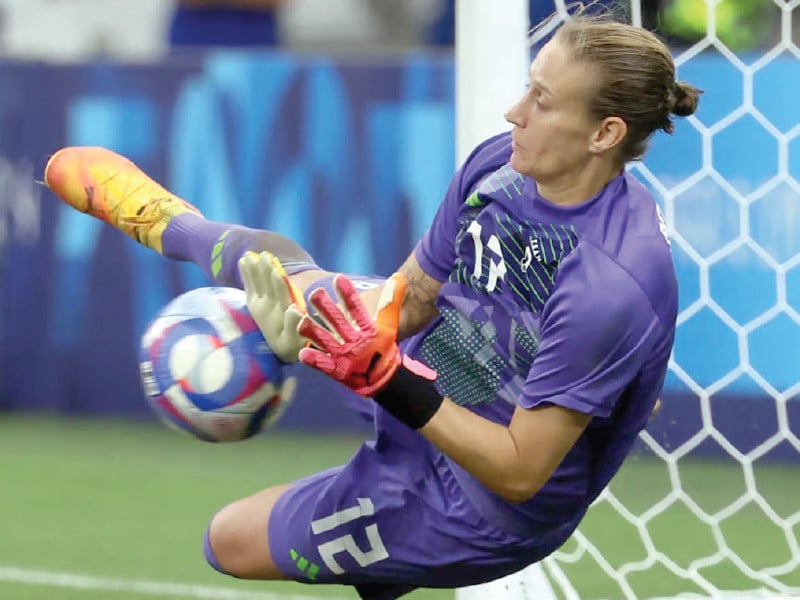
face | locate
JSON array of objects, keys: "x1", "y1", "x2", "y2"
[{"x1": 504, "y1": 39, "x2": 604, "y2": 183}]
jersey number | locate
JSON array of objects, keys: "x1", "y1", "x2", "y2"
[
  {"x1": 467, "y1": 221, "x2": 507, "y2": 292},
  {"x1": 310, "y1": 498, "x2": 389, "y2": 574}
]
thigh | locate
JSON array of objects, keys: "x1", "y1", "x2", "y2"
[{"x1": 268, "y1": 438, "x2": 533, "y2": 592}]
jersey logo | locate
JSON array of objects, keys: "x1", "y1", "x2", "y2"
[
  {"x1": 520, "y1": 237, "x2": 543, "y2": 272},
  {"x1": 465, "y1": 191, "x2": 486, "y2": 208},
  {"x1": 521, "y1": 246, "x2": 532, "y2": 272}
]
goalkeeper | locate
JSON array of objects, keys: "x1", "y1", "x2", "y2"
[{"x1": 44, "y1": 12, "x2": 700, "y2": 600}]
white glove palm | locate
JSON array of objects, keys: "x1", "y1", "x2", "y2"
[{"x1": 238, "y1": 251, "x2": 307, "y2": 363}]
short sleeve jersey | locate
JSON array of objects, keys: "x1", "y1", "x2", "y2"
[{"x1": 407, "y1": 132, "x2": 677, "y2": 536}]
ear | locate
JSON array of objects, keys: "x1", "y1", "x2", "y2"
[{"x1": 589, "y1": 116, "x2": 627, "y2": 155}]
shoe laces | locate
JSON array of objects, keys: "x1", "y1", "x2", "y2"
[{"x1": 119, "y1": 197, "x2": 174, "y2": 227}]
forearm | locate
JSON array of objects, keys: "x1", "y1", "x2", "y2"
[
  {"x1": 397, "y1": 257, "x2": 441, "y2": 340},
  {"x1": 419, "y1": 399, "x2": 538, "y2": 503}
]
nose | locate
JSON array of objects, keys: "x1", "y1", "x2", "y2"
[{"x1": 504, "y1": 99, "x2": 524, "y2": 128}]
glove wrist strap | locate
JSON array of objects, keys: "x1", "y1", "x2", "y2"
[{"x1": 372, "y1": 360, "x2": 443, "y2": 430}]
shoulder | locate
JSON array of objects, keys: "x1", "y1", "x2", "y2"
[
  {"x1": 556, "y1": 243, "x2": 654, "y2": 314},
  {"x1": 616, "y1": 174, "x2": 678, "y2": 324},
  {"x1": 565, "y1": 212, "x2": 678, "y2": 330},
  {"x1": 580, "y1": 174, "x2": 678, "y2": 304},
  {"x1": 540, "y1": 242, "x2": 671, "y2": 369}
]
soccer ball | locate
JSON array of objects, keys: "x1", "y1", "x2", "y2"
[{"x1": 138, "y1": 287, "x2": 296, "y2": 442}]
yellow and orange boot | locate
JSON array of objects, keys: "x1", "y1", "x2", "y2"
[{"x1": 44, "y1": 146, "x2": 202, "y2": 254}]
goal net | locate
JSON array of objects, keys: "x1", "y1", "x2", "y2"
[
  {"x1": 458, "y1": 0, "x2": 800, "y2": 598},
  {"x1": 542, "y1": 1, "x2": 800, "y2": 598}
]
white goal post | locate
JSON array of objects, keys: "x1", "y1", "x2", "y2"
[
  {"x1": 454, "y1": 1, "x2": 557, "y2": 598},
  {"x1": 455, "y1": 1, "x2": 800, "y2": 598}
]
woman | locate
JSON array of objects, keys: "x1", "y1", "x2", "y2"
[{"x1": 44, "y1": 12, "x2": 701, "y2": 599}]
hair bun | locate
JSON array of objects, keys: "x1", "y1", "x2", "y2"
[{"x1": 669, "y1": 81, "x2": 703, "y2": 117}]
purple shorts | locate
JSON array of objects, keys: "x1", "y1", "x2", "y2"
[{"x1": 268, "y1": 410, "x2": 545, "y2": 599}]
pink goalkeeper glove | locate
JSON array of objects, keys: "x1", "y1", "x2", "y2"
[{"x1": 297, "y1": 273, "x2": 406, "y2": 397}]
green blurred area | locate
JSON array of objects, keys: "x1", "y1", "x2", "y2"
[
  {"x1": 659, "y1": 0, "x2": 780, "y2": 51},
  {"x1": 0, "y1": 415, "x2": 797, "y2": 599}
]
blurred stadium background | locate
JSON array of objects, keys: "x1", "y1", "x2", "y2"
[{"x1": 1, "y1": 0, "x2": 799, "y2": 599}]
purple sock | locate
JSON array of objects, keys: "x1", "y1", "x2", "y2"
[{"x1": 161, "y1": 213, "x2": 319, "y2": 288}]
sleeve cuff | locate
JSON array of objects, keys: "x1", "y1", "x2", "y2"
[{"x1": 519, "y1": 392, "x2": 614, "y2": 419}]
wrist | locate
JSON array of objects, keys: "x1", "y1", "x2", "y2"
[{"x1": 372, "y1": 356, "x2": 443, "y2": 429}]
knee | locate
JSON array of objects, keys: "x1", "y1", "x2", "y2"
[
  {"x1": 205, "y1": 491, "x2": 289, "y2": 580},
  {"x1": 203, "y1": 522, "x2": 235, "y2": 577},
  {"x1": 206, "y1": 500, "x2": 268, "y2": 579}
]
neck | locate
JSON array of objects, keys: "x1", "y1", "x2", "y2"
[{"x1": 536, "y1": 160, "x2": 623, "y2": 207}]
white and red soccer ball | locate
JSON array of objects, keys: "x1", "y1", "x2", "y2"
[{"x1": 138, "y1": 287, "x2": 295, "y2": 442}]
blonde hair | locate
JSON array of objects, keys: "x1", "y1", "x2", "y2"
[{"x1": 553, "y1": 12, "x2": 702, "y2": 162}]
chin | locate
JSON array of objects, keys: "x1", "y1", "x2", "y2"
[
  {"x1": 509, "y1": 153, "x2": 533, "y2": 177},
  {"x1": 509, "y1": 152, "x2": 525, "y2": 173}
]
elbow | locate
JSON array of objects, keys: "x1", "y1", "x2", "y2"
[{"x1": 494, "y1": 478, "x2": 543, "y2": 504}]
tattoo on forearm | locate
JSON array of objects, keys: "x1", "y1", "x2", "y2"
[{"x1": 397, "y1": 261, "x2": 441, "y2": 340}]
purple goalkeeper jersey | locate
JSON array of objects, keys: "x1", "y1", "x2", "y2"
[{"x1": 407, "y1": 131, "x2": 677, "y2": 539}]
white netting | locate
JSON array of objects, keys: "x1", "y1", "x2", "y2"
[{"x1": 536, "y1": 1, "x2": 800, "y2": 598}]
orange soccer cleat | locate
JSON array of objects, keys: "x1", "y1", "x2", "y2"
[{"x1": 44, "y1": 146, "x2": 202, "y2": 254}]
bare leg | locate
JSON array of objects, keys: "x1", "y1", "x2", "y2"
[{"x1": 207, "y1": 483, "x2": 295, "y2": 580}]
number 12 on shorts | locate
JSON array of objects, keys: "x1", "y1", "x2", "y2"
[{"x1": 310, "y1": 497, "x2": 389, "y2": 574}]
